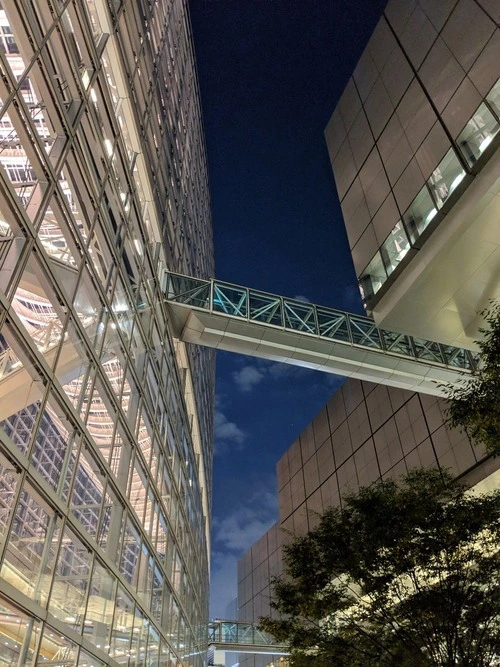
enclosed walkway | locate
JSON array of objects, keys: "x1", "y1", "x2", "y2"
[{"x1": 163, "y1": 272, "x2": 476, "y2": 397}]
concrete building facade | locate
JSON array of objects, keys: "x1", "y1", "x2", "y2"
[
  {"x1": 236, "y1": 379, "x2": 499, "y2": 667},
  {"x1": 325, "y1": 0, "x2": 500, "y2": 348},
  {"x1": 0, "y1": 0, "x2": 214, "y2": 665}
]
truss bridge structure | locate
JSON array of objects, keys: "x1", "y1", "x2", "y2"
[{"x1": 163, "y1": 272, "x2": 477, "y2": 397}]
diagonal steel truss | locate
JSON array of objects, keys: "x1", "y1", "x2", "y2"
[{"x1": 164, "y1": 272, "x2": 477, "y2": 373}]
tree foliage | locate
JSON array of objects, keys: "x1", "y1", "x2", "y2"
[
  {"x1": 445, "y1": 301, "x2": 500, "y2": 456},
  {"x1": 260, "y1": 469, "x2": 500, "y2": 666}
]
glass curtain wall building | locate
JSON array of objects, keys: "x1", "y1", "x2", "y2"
[{"x1": 0, "y1": 0, "x2": 214, "y2": 666}]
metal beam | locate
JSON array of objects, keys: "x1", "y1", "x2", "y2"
[{"x1": 164, "y1": 272, "x2": 477, "y2": 397}]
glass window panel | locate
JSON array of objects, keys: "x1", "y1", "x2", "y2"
[
  {"x1": 457, "y1": 102, "x2": 499, "y2": 166},
  {"x1": 441, "y1": 345, "x2": 474, "y2": 370},
  {"x1": 486, "y1": 77, "x2": 500, "y2": 119},
  {"x1": 156, "y1": 512, "x2": 168, "y2": 563},
  {"x1": 35, "y1": 626, "x2": 78, "y2": 666},
  {"x1": 1, "y1": 484, "x2": 56, "y2": 600},
  {"x1": 120, "y1": 516, "x2": 140, "y2": 585},
  {"x1": 38, "y1": 195, "x2": 80, "y2": 270},
  {"x1": 382, "y1": 331, "x2": 414, "y2": 357},
  {"x1": 413, "y1": 338, "x2": 445, "y2": 365},
  {"x1": 70, "y1": 446, "x2": 105, "y2": 539},
  {"x1": 109, "y1": 422, "x2": 129, "y2": 480},
  {"x1": 0, "y1": 600, "x2": 41, "y2": 666},
  {"x1": 0, "y1": 234, "x2": 27, "y2": 297},
  {"x1": 380, "y1": 221, "x2": 411, "y2": 277},
  {"x1": 213, "y1": 283, "x2": 248, "y2": 317},
  {"x1": 82, "y1": 382, "x2": 117, "y2": 460},
  {"x1": 97, "y1": 484, "x2": 119, "y2": 553},
  {"x1": 137, "y1": 409, "x2": 153, "y2": 465},
  {"x1": 110, "y1": 585, "x2": 134, "y2": 660},
  {"x1": 85, "y1": 561, "x2": 116, "y2": 650},
  {"x1": 60, "y1": 434, "x2": 82, "y2": 504},
  {"x1": 56, "y1": 317, "x2": 94, "y2": 412},
  {"x1": 73, "y1": 263, "x2": 106, "y2": 343},
  {"x1": 0, "y1": 400, "x2": 41, "y2": 459},
  {"x1": 151, "y1": 566, "x2": 163, "y2": 623},
  {"x1": 283, "y1": 300, "x2": 317, "y2": 333},
  {"x1": 358, "y1": 252, "x2": 387, "y2": 302},
  {"x1": 129, "y1": 458, "x2": 148, "y2": 523},
  {"x1": 402, "y1": 185, "x2": 438, "y2": 245},
  {"x1": 0, "y1": 452, "x2": 19, "y2": 539},
  {"x1": 13, "y1": 252, "x2": 67, "y2": 362},
  {"x1": 316, "y1": 307, "x2": 350, "y2": 342},
  {"x1": 248, "y1": 291, "x2": 283, "y2": 326},
  {"x1": 30, "y1": 393, "x2": 74, "y2": 492},
  {"x1": 101, "y1": 353, "x2": 125, "y2": 401},
  {"x1": 48, "y1": 527, "x2": 92, "y2": 631},
  {"x1": 349, "y1": 316, "x2": 382, "y2": 349},
  {"x1": 148, "y1": 624, "x2": 160, "y2": 665},
  {"x1": 159, "y1": 640, "x2": 175, "y2": 667},
  {"x1": 130, "y1": 606, "x2": 149, "y2": 662},
  {"x1": 0, "y1": 105, "x2": 39, "y2": 209},
  {"x1": 427, "y1": 148, "x2": 466, "y2": 208},
  {"x1": 136, "y1": 544, "x2": 154, "y2": 604},
  {"x1": 78, "y1": 648, "x2": 106, "y2": 667}
]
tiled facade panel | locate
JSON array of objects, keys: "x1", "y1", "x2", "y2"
[
  {"x1": 326, "y1": 0, "x2": 500, "y2": 304},
  {"x1": 237, "y1": 378, "x2": 496, "y2": 667}
]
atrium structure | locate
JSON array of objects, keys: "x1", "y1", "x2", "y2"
[{"x1": 0, "y1": 0, "x2": 214, "y2": 666}]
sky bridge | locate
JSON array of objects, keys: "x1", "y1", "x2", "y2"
[
  {"x1": 163, "y1": 272, "x2": 477, "y2": 397},
  {"x1": 207, "y1": 620, "x2": 289, "y2": 657}
]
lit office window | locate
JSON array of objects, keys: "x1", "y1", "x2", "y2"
[
  {"x1": 402, "y1": 185, "x2": 438, "y2": 244},
  {"x1": 486, "y1": 77, "x2": 500, "y2": 118},
  {"x1": 380, "y1": 221, "x2": 411, "y2": 277},
  {"x1": 359, "y1": 252, "x2": 387, "y2": 301},
  {"x1": 457, "y1": 103, "x2": 500, "y2": 166},
  {"x1": 427, "y1": 148, "x2": 466, "y2": 208}
]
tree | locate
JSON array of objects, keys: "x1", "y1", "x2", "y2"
[
  {"x1": 446, "y1": 301, "x2": 500, "y2": 456},
  {"x1": 260, "y1": 469, "x2": 500, "y2": 666}
]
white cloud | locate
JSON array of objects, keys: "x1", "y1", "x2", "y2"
[
  {"x1": 293, "y1": 294, "x2": 311, "y2": 303},
  {"x1": 210, "y1": 489, "x2": 278, "y2": 617},
  {"x1": 232, "y1": 364, "x2": 265, "y2": 392},
  {"x1": 212, "y1": 490, "x2": 278, "y2": 551},
  {"x1": 214, "y1": 410, "x2": 246, "y2": 453}
]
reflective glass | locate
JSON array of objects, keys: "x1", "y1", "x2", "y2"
[
  {"x1": 486, "y1": 77, "x2": 500, "y2": 119},
  {"x1": 402, "y1": 185, "x2": 438, "y2": 245},
  {"x1": 380, "y1": 221, "x2": 411, "y2": 277},
  {"x1": 283, "y1": 299, "x2": 317, "y2": 333},
  {"x1": 249, "y1": 291, "x2": 283, "y2": 326},
  {"x1": 359, "y1": 252, "x2": 387, "y2": 301},
  {"x1": 457, "y1": 102, "x2": 499, "y2": 166},
  {"x1": 427, "y1": 148, "x2": 466, "y2": 208},
  {"x1": 48, "y1": 528, "x2": 92, "y2": 631},
  {"x1": 0, "y1": 600, "x2": 41, "y2": 665},
  {"x1": 213, "y1": 283, "x2": 248, "y2": 317},
  {"x1": 85, "y1": 561, "x2": 116, "y2": 650},
  {"x1": 1, "y1": 485, "x2": 57, "y2": 600}
]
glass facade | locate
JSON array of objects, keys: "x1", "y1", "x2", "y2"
[{"x1": 0, "y1": 0, "x2": 214, "y2": 666}]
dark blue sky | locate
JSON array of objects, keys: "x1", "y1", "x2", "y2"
[{"x1": 188, "y1": 0, "x2": 386, "y2": 616}]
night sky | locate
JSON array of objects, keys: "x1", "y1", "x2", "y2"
[{"x1": 188, "y1": 0, "x2": 387, "y2": 617}]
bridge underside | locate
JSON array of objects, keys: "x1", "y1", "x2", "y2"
[
  {"x1": 165, "y1": 295, "x2": 473, "y2": 397},
  {"x1": 209, "y1": 642, "x2": 289, "y2": 655}
]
